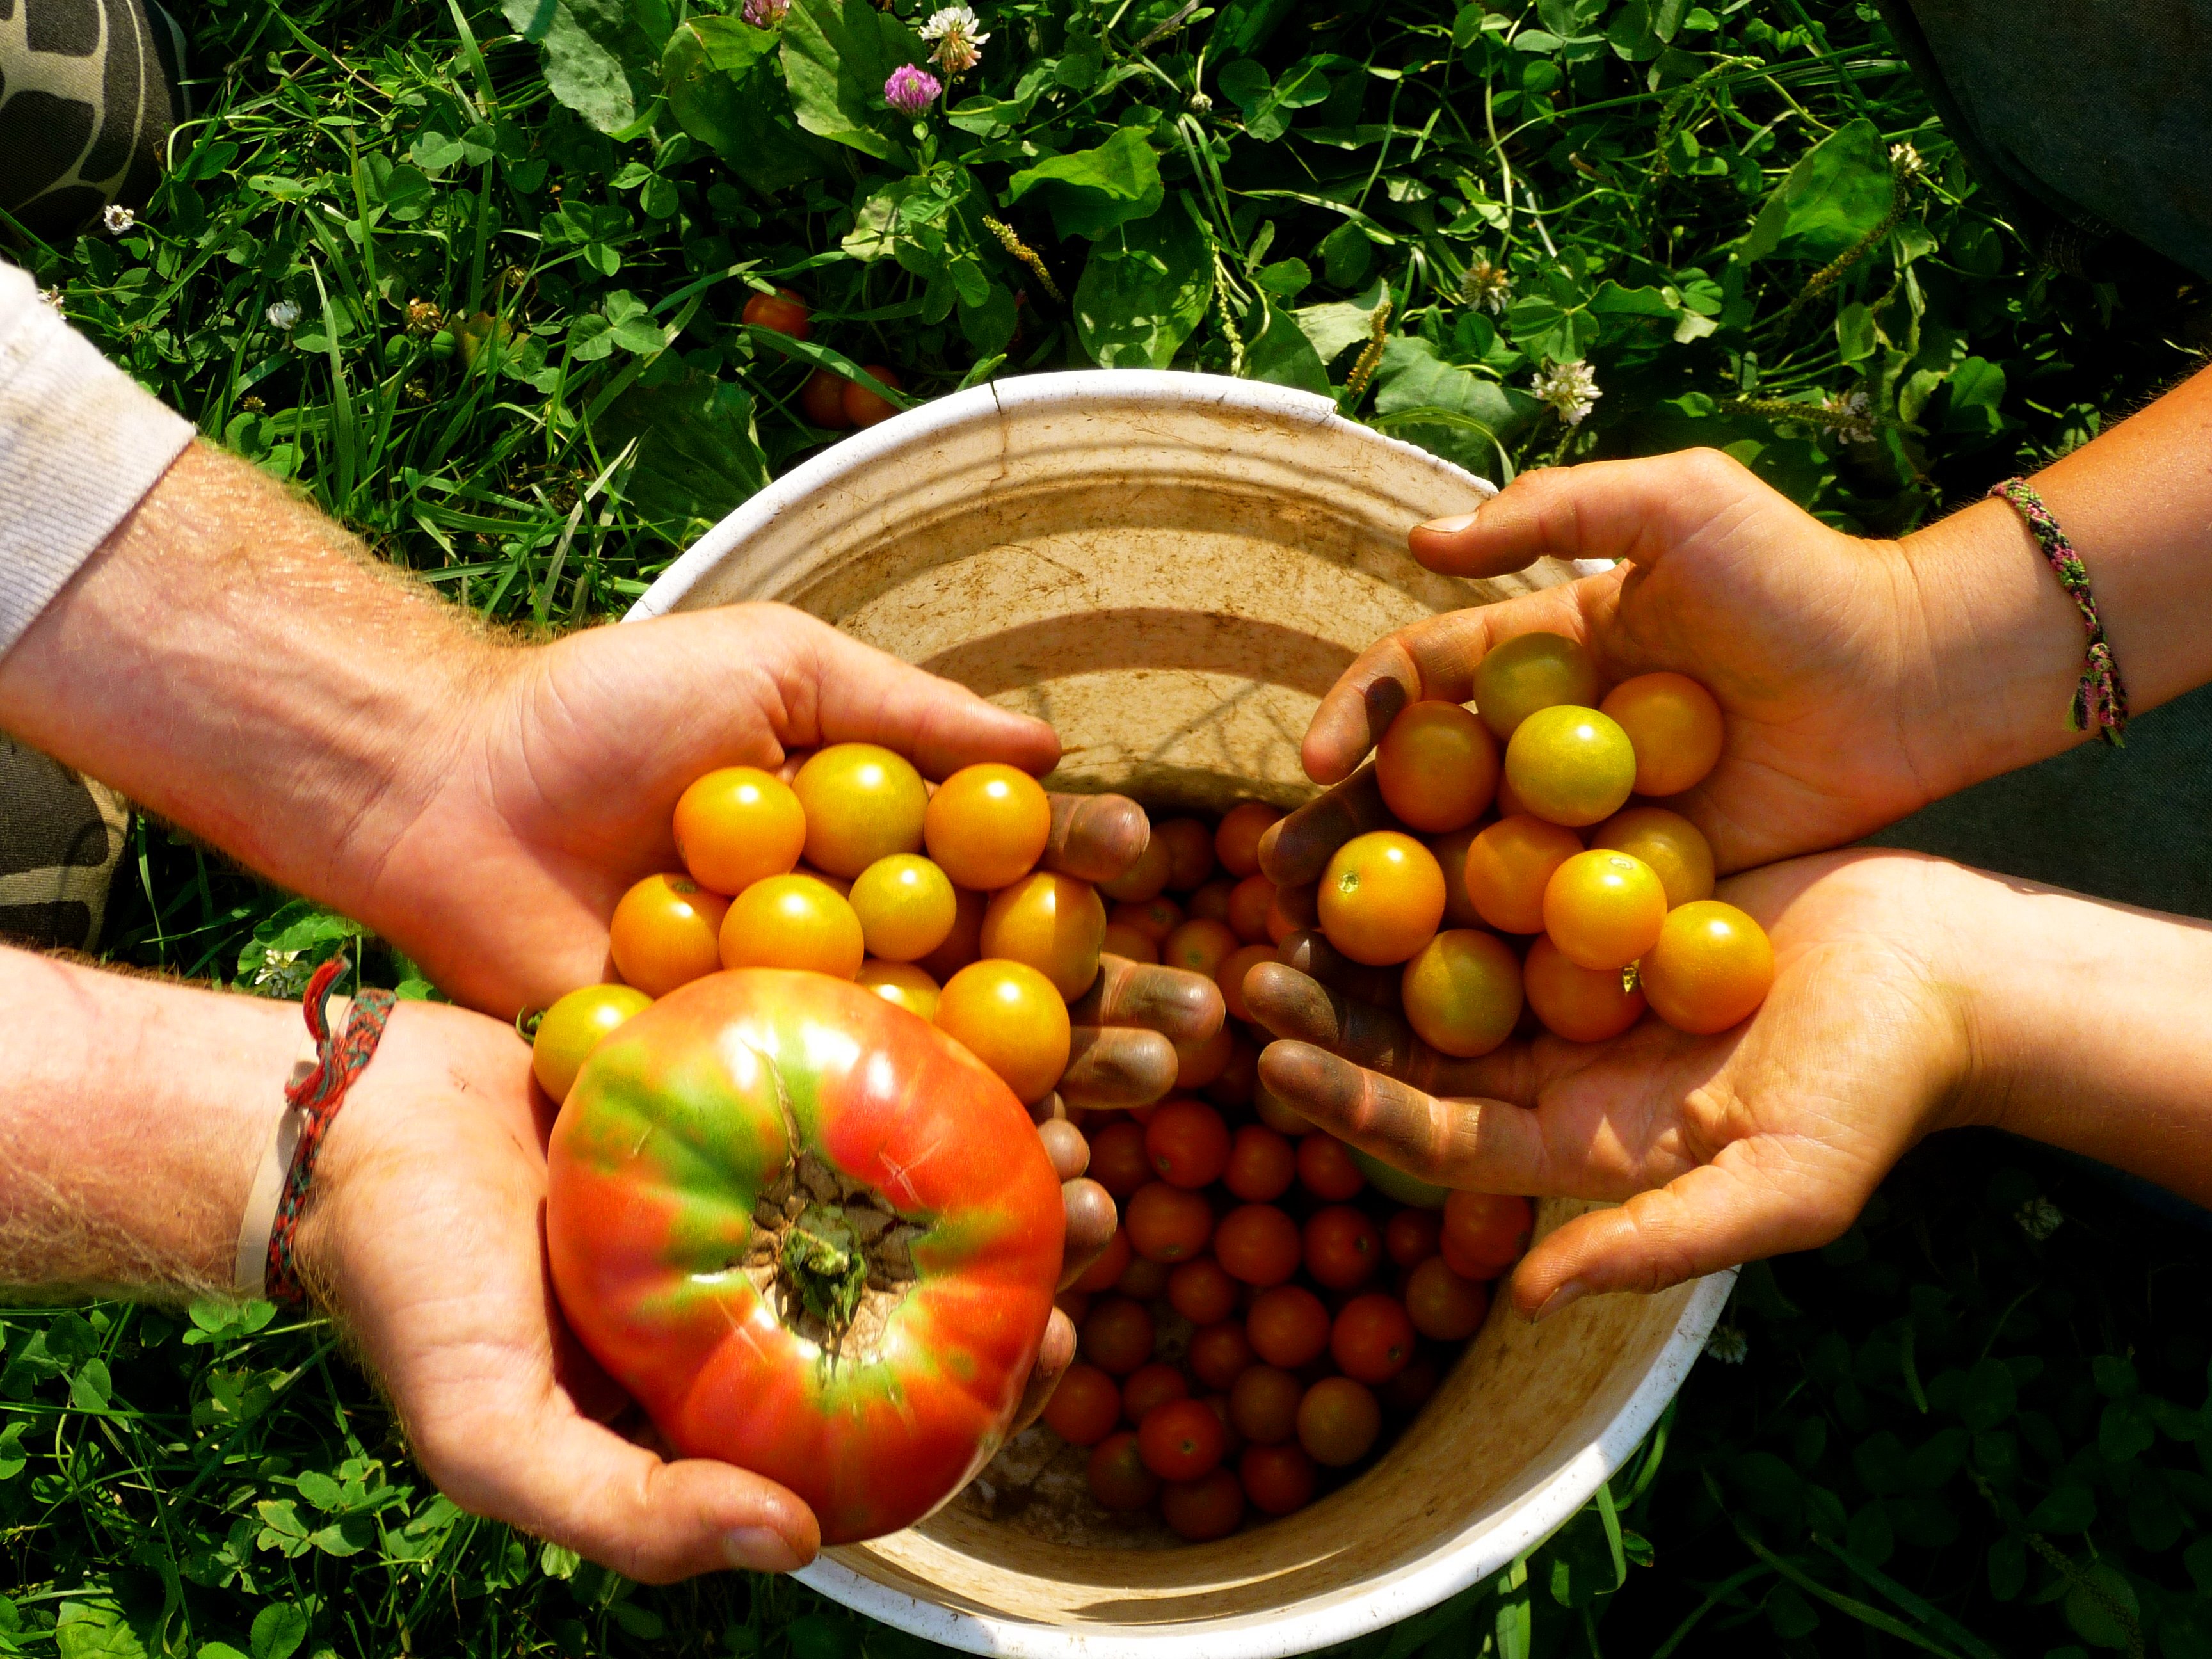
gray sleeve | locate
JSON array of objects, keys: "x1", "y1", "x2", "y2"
[{"x1": 0, "y1": 260, "x2": 196, "y2": 660}]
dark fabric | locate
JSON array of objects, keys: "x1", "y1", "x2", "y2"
[
  {"x1": 1879, "y1": 0, "x2": 2212, "y2": 279},
  {"x1": 0, "y1": 0, "x2": 184, "y2": 236},
  {"x1": 0, "y1": 735, "x2": 127, "y2": 952}
]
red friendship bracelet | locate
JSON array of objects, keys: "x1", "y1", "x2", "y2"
[
  {"x1": 264, "y1": 954, "x2": 397, "y2": 1305},
  {"x1": 1989, "y1": 477, "x2": 2130, "y2": 746}
]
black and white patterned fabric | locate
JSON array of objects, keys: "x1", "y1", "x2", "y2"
[
  {"x1": 0, "y1": 0, "x2": 188, "y2": 237},
  {"x1": 0, "y1": 735, "x2": 125, "y2": 950}
]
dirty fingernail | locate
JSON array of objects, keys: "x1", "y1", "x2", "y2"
[
  {"x1": 1532, "y1": 1281, "x2": 1589, "y2": 1323},
  {"x1": 726, "y1": 1526, "x2": 805, "y2": 1573},
  {"x1": 1418, "y1": 510, "x2": 1480, "y2": 533}
]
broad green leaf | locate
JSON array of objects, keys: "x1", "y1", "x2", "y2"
[
  {"x1": 56, "y1": 1607, "x2": 144, "y2": 1659},
  {"x1": 1318, "y1": 219, "x2": 1372, "y2": 287},
  {"x1": 2063, "y1": 1562, "x2": 2138, "y2": 1651},
  {"x1": 1740, "y1": 116, "x2": 1893, "y2": 263},
  {"x1": 1940, "y1": 356, "x2": 2007, "y2": 439},
  {"x1": 501, "y1": 0, "x2": 666, "y2": 135},
  {"x1": 248, "y1": 1606, "x2": 307, "y2": 1659},
  {"x1": 1074, "y1": 201, "x2": 1212, "y2": 369},
  {"x1": 596, "y1": 372, "x2": 771, "y2": 538},
  {"x1": 0, "y1": 1422, "x2": 22, "y2": 1482},
  {"x1": 1241, "y1": 294, "x2": 1329, "y2": 394},
  {"x1": 1211, "y1": 0, "x2": 1300, "y2": 58},
  {"x1": 1372, "y1": 335, "x2": 1539, "y2": 443},
  {"x1": 1294, "y1": 279, "x2": 1388, "y2": 365},
  {"x1": 1007, "y1": 127, "x2": 1163, "y2": 241},
  {"x1": 294, "y1": 1470, "x2": 346, "y2": 1513},
  {"x1": 958, "y1": 282, "x2": 1018, "y2": 355},
  {"x1": 1506, "y1": 270, "x2": 1597, "y2": 364},
  {"x1": 780, "y1": 0, "x2": 921, "y2": 163},
  {"x1": 1254, "y1": 257, "x2": 1311, "y2": 301},
  {"x1": 1216, "y1": 56, "x2": 1330, "y2": 141},
  {"x1": 663, "y1": 19, "x2": 830, "y2": 193}
]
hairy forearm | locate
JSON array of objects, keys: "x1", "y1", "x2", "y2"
[
  {"x1": 0, "y1": 948, "x2": 296, "y2": 1297},
  {"x1": 0, "y1": 442, "x2": 499, "y2": 924}
]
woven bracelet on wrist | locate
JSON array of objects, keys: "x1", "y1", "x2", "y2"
[
  {"x1": 1989, "y1": 476, "x2": 2130, "y2": 746},
  {"x1": 264, "y1": 954, "x2": 396, "y2": 1305}
]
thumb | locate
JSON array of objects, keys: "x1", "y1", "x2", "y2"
[{"x1": 1407, "y1": 448, "x2": 1763, "y2": 577}]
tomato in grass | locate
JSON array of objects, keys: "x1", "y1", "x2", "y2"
[
  {"x1": 1071, "y1": 1226, "x2": 1132, "y2": 1294},
  {"x1": 791, "y1": 744, "x2": 929, "y2": 877},
  {"x1": 1101, "y1": 923, "x2": 1159, "y2": 964},
  {"x1": 1297, "y1": 1134, "x2": 1368, "y2": 1201},
  {"x1": 1217, "y1": 942, "x2": 1276, "y2": 1024},
  {"x1": 1318, "y1": 831, "x2": 1447, "y2": 966},
  {"x1": 1376, "y1": 700, "x2": 1500, "y2": 832},
  {"x1": 1146, "y1": 1098, "x2": 1231, "y2": 1188},
  {"x1": 1214, "y1": 1203, "x2": 1301, "y2": 1286},
  {"x1": 1161, "y1": 1467, "x2": 1246, "y2": 1541},
  {"x1": 1441, "y1": 1192, "x2": 1535, "y2": 1280},
  {"x1": 1591, "y1": 805, "x2": 1715, "y2": 908},
  {"x1": 1303, "y1": 1205, "x2": 1383, "y2": 1290},
  {"x1": 741, "y1": 285, "x2": 811, "y2": 339},
  {"x1": 1122, "y1": 1363, "x2": 1190, "y2": 1424},
  {"x1": 1472, "y1": 630, "x2": 1605, "y2": 741},
  {"x1": 1167, "y1": 1256, "x2": 1240, "y2": 1325},
  {"x1": 1400, "y1": 929, "x2": 1524, "y2": 1058},
  {"x1": 1081, "y1": 1297, "x2": 1156, "y2": 1375},
  {"x1": 1601, "y1": 671, "x2": 1725, "y2": 797},
  {"x1": 1089, "y1": 1431, "x2": 1162, "y2": 1511},
  {"x1": 1240, "y1": 1443, "x2": 1318, "y2": 1516},
  {"x1": 672, "y1": 767, "x2": 806, "y2": 896},
  {"x1": 1155, "y1": 818, "x2": 1217, "y2": 890},
  {"x1": 531, "y1": 984, "x2": 653, "y2": 1103},
  {"x1": 1215, "y1": 801, "x2": 1282, "y2": 879},
  {"x1": 1331, "y1": 1293, "x2": 1416, "y2": 1384},
  {"x1": 1226, "y1": 874, "x2": 1276, "y2": 943},
  {"x1": 917, "y1": 886, "x2": 987, "y2": 982},
  {"x1": 1297, "y1": 1376, "x2": 1382, "y2": 1467},
  {"x1": 1640, "y1": 899, "x2": 1775, "y2": 1034},
  {"x1": 1111, "y1": 895, "x2": 1183, "y2": 943},
  {"x1": 1189, "y1": 1320, "x2": 1257, "y2": 1391},
  {"x1": 1247, "y1": 1284, "x2": 1331, "y2": 1369},
  {"x1": 1505, "y1": 705, "x2": 1639, "y2": 828},
  {"x1": 1523, "y1": 933, "x2": 1647, "y2": 1042},
  {"x1": 1542, "y1": 849, "x2": 1667, "y2": 972},
  {"x1": 934, "y1": 959, "x2": 1071, "y2": 1104},
  {"x1": 1125, "y1": 1181, "x2": 1214, "y2": 1263},
  {"x1": 1405, "y1": 1256, "x2": 1492, "y2": 1341},
  {"x1": 847, "y1": 854, "x2": 958, "y2": 963},
  {"x1": 1230, "y1": 1365, "x2": 1304, "y2": 1445},
  {"x1": 800, "y1": 367, "x2": 853, "y2": 429},
  {"x1": 546, "y1": 970, "x2": 1061, "y2": 1544},
  {"x1": 1385, "y1": 1208, "x2": 1443, "y2": 1269},
  {"x1": 610, "y1": 873, "x2": 732, "y2": 996},
  {"x1": 1161, "y1": 917, "x2": 1240, "y2": 980},
  {"x1": 1088, "y1": 1121, "x2": 1153, "y2": 1199},
  {"x1": 1043, "y1": 1363, "x2": 1122, "y2": 1446},
  {"x1": 1463, "y1": 815, "x2": 1584, "y2": 934},
  {"x1": 922, "y1": 762, "x2": 1052, "y2": 891},
  {"x1": 1224, "y1": 1123, "x2": 1296, "y2": 1202},
  {"x1": 855, "y1": 959, "x2": 940, "y2": 1021},
  {"x1": 842, "y1": 364, "x2": 903, "y2": 428}
]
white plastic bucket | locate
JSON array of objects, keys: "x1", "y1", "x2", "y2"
[{"x1": 632, "y1": 370, "x2": 1732, "y2": 1658}]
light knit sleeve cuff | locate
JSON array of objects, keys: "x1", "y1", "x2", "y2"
[{"x1": 0, "y1": 260, "x2": 195, "y2": 660}]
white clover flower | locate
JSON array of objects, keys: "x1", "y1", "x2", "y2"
[
  {"x1": 250, "y1": 947, "x2": 315, "y2": 998},
  {"x1": 102, "y1": 204, "x2": 135, "y2": 234},
  {"x1": 1461, "y1": 253, "x2": 1511, "y2": 314},
  {"x1": 1532, "y1": 359, "x2": 1601, "y2": 427},
  {"x1": 1704, "y1": 1325, "x2": 1749, "y2": 1365},
  {"x1": 919, "y1": 4, "x2": 989, "y2": 76},
  {"x1": 267, "y1": 298, "x2": 301, "y2": 331},
  {"x1": 2016, "y1": 1195, "x2": 2063, "y2": 1241},
  {"x1": 38, "y1": 287, "x2": 64, "y2": 316},
  {"x1": 1823, "y1": 388, "x2": 1874, "y2": 444},
  {"x1": 1890, "y1": 141, "x2": 1925, "y2": 180}
]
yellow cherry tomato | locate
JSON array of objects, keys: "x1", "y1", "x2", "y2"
[
  {"x1": 1503, "y1": 705, "x2": 1637, "y2": 828},
  {"x1": 856, "y1": 959, "x2": 942, "y2": 1021},
  {"x1": 1317, "y1": 830, "x2": 1447, "y2": 966},
  {"x1": 717, "y1": 872, "x2": 865, "y2": 978},
  {"x1": 1400, "y1": 930, "x2": 1523, "y2": 1058},
  {"x1": 1541, "y1": 849, "x2": 1667, "y2": 972},
  {"x1": 936, "y1": 958, "x2": 1072, "y2": 1103},
  {"x1": 671, "y1": 766, "x2": 806, "y2": 896},
  {"x1": 790, "y1": 742, "x2": 929, "y2": 877},
  {"x1": 924, "y1": 763, "x2": 1054, "y2": 891},
  {"x1": 981, "y1": 871, "x2": 1108, "y2": 1000},
  {"x1": 531, "y1": 984, "x2": 652, "y2": 1102},
  {"x1": 847, "y1": 853, "x2": 958, "y2": 962},
  {"x1": 609, "y1": 873, "x2": 730, "y2": 996},
  {"x1": 1640, "y1": 901, "x2": 1775, "y2": 1034},
  {"x1": 1462, "y1": 815, "x2": 1582, "y2": 934},
  {"x1": 917, "y1": 885, "x2": 987, "y2": 982},
  {"x1": 1523, "y1": 934, "x2": 1646, "y2": 1043},
  {"x1": 1375, "y1": 700, "x2": 1500, "y2": 833},
  {"x1": 1601, "y1": 672, "x2": 1725, "y2": 798},
  {"x1": 1473, "y1": 631, "x2": 1605, "y2": 741},
  {"x1": 1591, "y1": 805, "x2": 1715, "y2": 909}
]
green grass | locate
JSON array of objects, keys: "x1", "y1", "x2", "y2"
[{"x1": 6, "y1": 0, "x2": 2211, "y2": 1651}]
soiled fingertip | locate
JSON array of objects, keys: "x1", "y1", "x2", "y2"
[
  {"x1": 1045, "y1": 793, "x2": 1150, "y2": 881},
  {"x1": 1061, "y1": 1177, "x2": 1118, "y2": 1259},
  {"x1": 1255, "y1": 1039, "x2": 1359, "y2": 1129},
  {"x1": 1037, "y1": 1118, "x2": 1089, "y2": 1180}
]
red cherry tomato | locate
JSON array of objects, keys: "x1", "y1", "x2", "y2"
[
  {"x1": 1160, "y1": 1467, "x2": 1245, "y2": 1541},
  {"x1": 1224, "y1": 1125, "x2": 1297, "y2": 1202},
  {"x1": 1071, "y1": 1226, "x2": 1132, "y2": 1294},
  {"x1": 1167, "y1": 1257, "x2": 1240, "y2": 1326},
  {"x1": 1331, "y1": 1293, "x2": 1416, "y2": 1384},
  {"x1": 1215, "y1": 802, "x2": 1282, "y2": 879},
  {"x1": 1297, "y1": 1376, "x2": 1381, "y2": 1466},
  {"x1": 1239, "y1": 1443, "x2": 1318, "y2": 1516},
  {"x1": 1189, "y1": 1320, "x2": 1256, "y2": 1391},
  {"x1": 1125, "y1": 1182, "x2": 1215, "y2": 1263},
  {"x1": 1121, "y1": 1362, "x2": 1189, "y2": 1425},
  {"x1": 1440, "y1": 1192, "x2": 1534, "y2": 1280},
  {"x1": 1080, "y1": 1297, "x2": 1155, "y2": 1375},
  {"x1": 1226, "y1": 875, "x2": 1277, "y2": 945},
  {"x1": 1230, "y1": 1365, "x2": 1304, "y2": 1445},
  {"x1": 741, "y1": 286, "x2": 811, "y2": 340},
  {"x1": 1138, "y1": 1397, "x2": 1228, "y2": 1482},
  {"x1": 1088, "y1": 1430, "x2": 1161, "y2": 1511},
  {"x1": 1146, "y1": 1099, "x2": 1232, "y2": 1188},
  {"x1": 1404, "y1": 1256, "x2": 1492, "y2": 1341},
  {"x1": 1154, "y1": 819, "x2": 1217, "y2": 890},
  {"x1": 1213, "y1": 1204, "x2": 1301, "y2": 1286},
  {"x1": 1247, "y1": 1285, "x2": 1331, "y2": 1370},
  {"x1": 1385, "y1": 1208, "x2": 1443, "y2": 1269},
  {"x1": 842, "y1": 364, "x2": 903, "y2": 428},
  {"x1": 1384, "y1": 1356, "x2": 1443, "y2": 1415},
  {"x1": 1088, "y1": 1120, "x2": 1153, "y2": 1199},
  {"x1": 1302, "y1": 1205, "x2": 1383, "y2": 1290},
  {"x1": 1297, "y1": 1134, "x2": 1367, "y2": 1201},
  {"x1": 1043, "y1": 1364, "x2": 1121, "y2": 1445},
  {"x1": 799, "y1": 367, "x2": 852, "y2": 429},
  {"x1": 1116, "y1": 1253, "x2": 1169, "y2": 1301}
]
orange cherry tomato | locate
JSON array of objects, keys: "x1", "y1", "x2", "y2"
[
  {"x1": 1185, "y1": 878, "x2": 1235, "y2": 922},
  {"x1": 1296, "y1": 1375, "x2": 1381, "y2": 1466},
  {"x1": 531, "y1": 983, "x2": 652, "y2": 1103},
  {"x1": 1400, "y1": 929, "x2": 1524, "y2": 1057},
  {"x1": 1214, "y1": 1203, "x2": 1301, "y2": 1286},
  {"x1": 790, "y1": 742, "x2": 929, "y2": 877},
  {"x1": 1441, "y1": 1192, "x2": 1534, "y2": 1280},
  {"x1": 1601, "y1": 671, "x2": 1725, "y2": 798},
  {"x1": 1542, "y1": 849, "x2": 1667, "y2": 972},
  {"x1": 1155, "y1": 818, "x2": 1217, "y2": 890},
  {"x1": 1297, "y1": 1133, "x2": 1366, "y2": 1201},
  {"x1": 799, "y1": 367, "x2": 853, "y2": 429},
  {"x1": 1161, "y1": 917, "x2": 1240, "y2": 979},
  {"x1": 717, "y1": 872, "x2": 866, "y2": 978},
  {"x1": 1043, "y1": 1363, "x2": 1121, "y2": 1445},
  {"x1": 1375, "y1": 700, "x2": 1500, "y2": 832},
  {"x1": 1263, "y1": 886, "x2": 1305, "y2": 946},
  {"x1": 1101, "y1": 922, "x2": 1159, "y2": 963},
  {"x1": 1640, "y1": 899, "x2": 1775, "y2": 1034},
  {"x1": 1217, "y1": 942, "x2": 1276, "y2": 1025},
  {"x1": 917, "y1": 885, "x2": 986, "y2": 982},
  {"x1": 1318, "y1": 830, "x2": 1446, "y2": 966},
  {"x1": 1463, "y1": 815, "x2": 1584, "y2": 934},
  {"x1": 1404, "y1": 1256, "x2": 1491, "y2": 1341},
  {"x1": 923, "y1": 762, "x2": 1053, "y2": 891},
  {"x1": 1111, "y1": 895, "x2": 1183, "y2": 943},
  {"x1": 741, "y1": 285, "x2": 811, "y2": 340},
  {"x1": 1429, "y1": 822, "x2": 1489, "y2": 930},
  {"x1": 1504, "y1": 705, "x2": 1638, "y2": 828},
  {"x1": 1247, "y1": 1284, "x2": 1330, "y2": 1368},
  {"x1": 842, "y1": 364, "x2": 902, "y2": 428},
  {"x1": 847, "y1": 853, "x2": 958, "y2": 962},
  {"x1": 1473, "y1": 630, "x2": 1605, "y2": 741},
  {"x1": 935, "y1": 958, "x2": 1072, "y2": 1102},
  {"x1": 1226, "y1": 873, "x2": 1276, "y2": 944},
  {"x1": 1591, "y1": 805, "x2": 1715, "y2": 909},
  {"x1": 1215, "y1": 801, "x2": 1283, "y2": 879},
  {"x1": 855, "y1": 959, "x2": 941, "y2": 1021},
  {"x1": 1224, "y1": 1124, "x2": 1296, "y2": 1203},
  {"x1": 981, "y1": 871, "x2": 1107, "y2": 1000},
  {"x1": 672, "y1": 767, "x2": 805, "y2": 896},
  {"x1": 1523, "y1": 934, "x2": 1646, "y2": 1042},
  {"x1": 609, "y1": 873, "x2": 731, "y2": 995}
]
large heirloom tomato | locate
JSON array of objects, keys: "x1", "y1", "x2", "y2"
[{"x1": 547, "y1": 969, "x2": 1064, "y2": 1543}]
